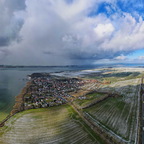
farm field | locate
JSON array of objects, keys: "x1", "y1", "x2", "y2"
[
  {"x1": 74, "y1": 92, "x2": 108, "y2": 109},
  {"x1": 84, "y1": 77, "x2": 140, "y2": 143},
  {"x1": 0, "y1": 67, "x2": 143, "y2": 144},
  {"x1": 0, "y1": 103, "x2": 13, "y2": 122},
  {"x1": 85, "y1": 67, "x2": 144, "y2": 83},
  {"x1": 0, "y1": 104, "x2": 104, "y2": 144}
]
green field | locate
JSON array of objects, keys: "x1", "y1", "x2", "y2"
[
  {"x1": 0, "y1": 68, "x2": 142, "y2": 144},
  {"x1": 85, "y1": 71, "x2": 142, "y2": 83},
  {"x1": 0, "y1": 104, "x2": 104, "y2": 144},
  {"x1": 0, "y1": 102, "x2": 12, "y2": 122},
  {"x1": 74, "y1": 92, "x2": 107, "y2": 108},
  {"x1": 84, "y1": 78, "x2": 140, "y2": 143},
  {"x1": 85, "y1": 97, "x2": 131, "y2": 139},
  {"x1": 0, "y1": 112, "x2": 9, "y2": 122}
]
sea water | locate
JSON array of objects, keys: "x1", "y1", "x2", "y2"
[{"x1": 0, "y1": 66, "x2": 96, "y2": 122}]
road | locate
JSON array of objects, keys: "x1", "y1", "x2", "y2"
[
  {"x1": 142, "y1": 78, "x2": 144, "y2": 143},
  {"x1": 141, "y1": 77, "x2": 144, "y2": 144}
]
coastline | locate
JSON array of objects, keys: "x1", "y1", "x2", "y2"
[
  {"x1": 10, "y1": 80, "x2": 31, "y2": 115},
  {"x1": 0, "y1": 80, "x2": 31, "y2": 127}
]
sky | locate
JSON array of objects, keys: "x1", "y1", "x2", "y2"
[{"x1": 1, "y1": 0, "x2": 144, "y2": 65}]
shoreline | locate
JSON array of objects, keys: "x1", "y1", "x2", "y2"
[
  {"x1": 10, "y1": 80, "x2": 31, "y2": 115},
  {"x1": 0, "y1": 80, "x2": 31, "y2": 127}
]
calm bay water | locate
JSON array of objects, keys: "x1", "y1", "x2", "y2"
[{"x1": 0, "y1": 66, "x2": 94, "y2": 121}]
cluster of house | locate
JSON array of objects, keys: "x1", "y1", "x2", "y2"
[{"x1": 24, "y1": 76, "x2": 88, "y2": 109}]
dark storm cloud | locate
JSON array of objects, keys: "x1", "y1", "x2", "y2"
[
  {"x1": 68, "y1": 50, "x2": 121, "y2": 61},
  {"x1": 43, "y1": 51, "x2": 54, "y2": 55},
  {"x1": 4, "y1": 0, "x2": 26, "y2": 11},
  {"x1": 0, "y1": 37, "x2": 10, "y2": 47},
  {"x1": 0, "y1": 0, "x2": 26, "y2": 47},
  {"x1": 2, "y1": 0, "x2": 144, "y2": 65},
  {"x1": 0, "y1": 19, "x2": 24, "y2": 47}
]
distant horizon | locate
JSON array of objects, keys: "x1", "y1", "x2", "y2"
[{"x1": 1, "y1": 63, "x2": 144, "y2": 67}]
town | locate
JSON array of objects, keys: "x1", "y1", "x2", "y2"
[{"x1": 24, "y1": 73, "x2": 97, "y2": 109}]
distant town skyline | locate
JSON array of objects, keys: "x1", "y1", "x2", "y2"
[{"x1": 0, "y1": 0, "x2": 144, "y2": 65}]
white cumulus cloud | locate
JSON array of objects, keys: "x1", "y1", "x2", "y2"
[{"x1": 0, "y1": 0, "x2": 144, "y2": 65}]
